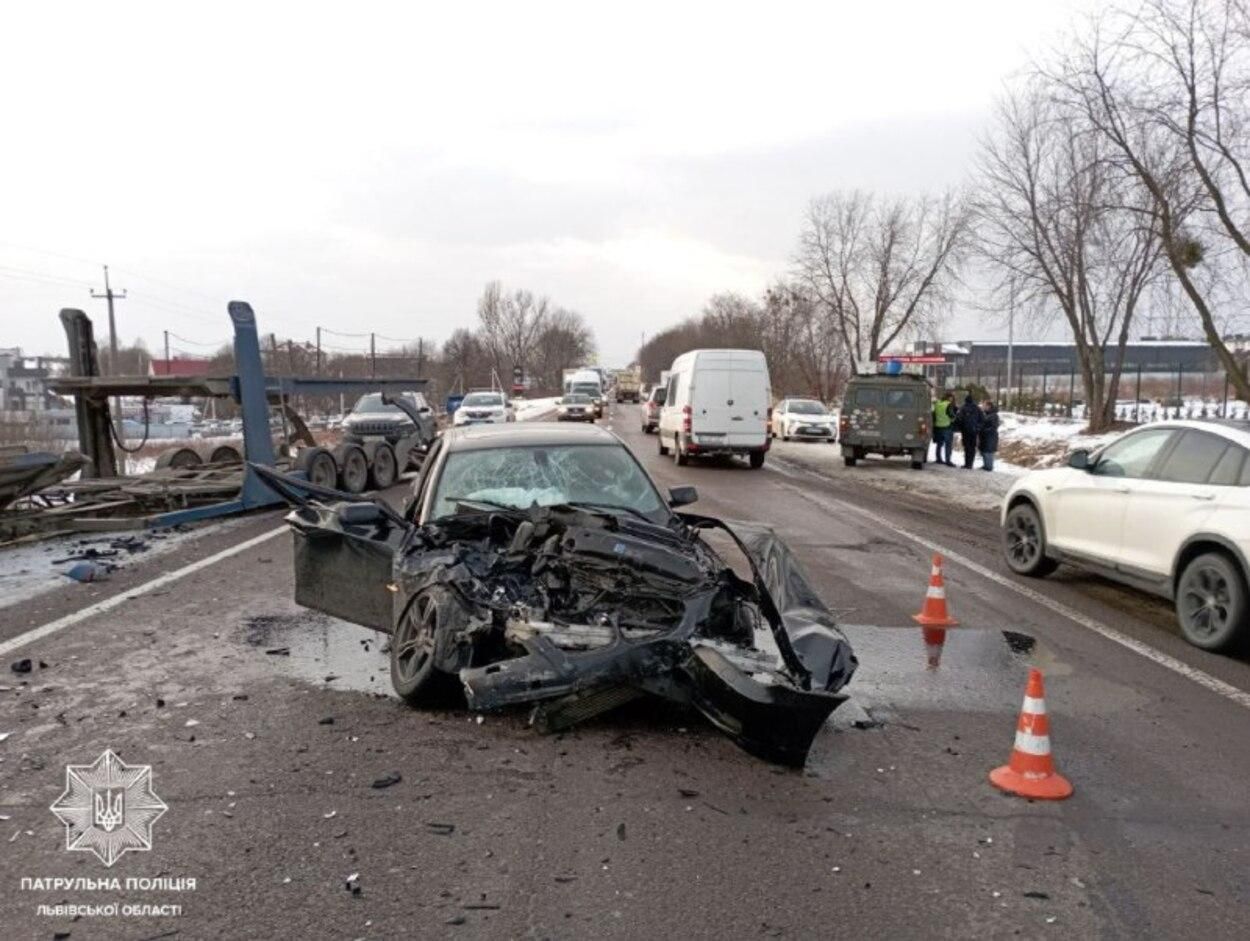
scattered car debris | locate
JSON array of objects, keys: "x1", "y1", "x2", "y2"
[
  {"x1": 425, "y1": 822, "x2": 455, "y2": 835},
  {"x1": 0, "y1": 733, "x2": 11, "y2": 743},
  {"x1": 10, "y1": 659, "x2": 32, "y2": 674},
  {"x1": 61, "y1": 561, "x2": 112, "y2": 583},
  {"x1": 371, "y1": 771, "x2": 402, "y2": 789}
]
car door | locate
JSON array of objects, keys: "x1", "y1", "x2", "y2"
[
  {"x1": 1046, "y1": 428, "x2": 1177, "y2": 563},
  {"x1": 1118, "y1": 430, "x2": 1233, "y2": 578}
]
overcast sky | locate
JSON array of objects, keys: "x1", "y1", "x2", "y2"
[{"x1": 1, "y1": 0, "x2": 1093, "y2": 364}]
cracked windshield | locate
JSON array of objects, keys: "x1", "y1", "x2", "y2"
[{"x1": 431, "y1": 444, "x2": 665, "y2": 521}]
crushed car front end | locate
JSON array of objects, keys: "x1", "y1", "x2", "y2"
[{"x1": 261, "y1": 463, "x2": 857, "y2": 767}]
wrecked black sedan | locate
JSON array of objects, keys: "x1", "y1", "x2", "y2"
[{"x1": 258, "y1": 423, "x2": 856, "y2": 766}]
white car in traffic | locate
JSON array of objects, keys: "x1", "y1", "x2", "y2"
[
  {"x1": 1001, "y1": 420, "x2": 1250, "y2": 651},
  {"x1": 452, "y1": 392, "x2": 515, "y2": 426},
  {"x1": 772, "y1": 397, "x2": 837, "y2": 442}
]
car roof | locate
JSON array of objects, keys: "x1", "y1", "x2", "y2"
[
  {"x1": 442, "y1": 422, "x2": 622, "y2": 452},
  {"x1": 1118, "y1": 419, "x2": 1250, "y2": 447}
]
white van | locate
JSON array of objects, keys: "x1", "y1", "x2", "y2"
[{"x1": 657, "y1": 349, "x2": 771, "y2": 468}]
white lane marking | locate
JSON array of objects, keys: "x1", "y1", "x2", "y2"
[
  {"x1": 776, "y1": 480, "x2": 1250, "y2": 712},
  {"x1": 0, "y1": 526, "x2": 286, "y2": 659}
]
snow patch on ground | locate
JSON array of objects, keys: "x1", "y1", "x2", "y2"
[
  {"x1": 0, "y1": 514, "x2": 262, "y2": 613},
  {"x1": 770, "y1": 409, "x2": 1139, "y2": 512},
  {"x1": 514, "y1": 397, "x2": 561, "y2": 421}
]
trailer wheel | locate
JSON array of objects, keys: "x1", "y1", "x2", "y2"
[
  {"x1": 367, "y1": 443, "x2": 398, "y2": 490},
  {"x1": 334, "y1": 444, "x2": 369, "y2": 494},
  {"x1": 156, "y1": 447, "x2": 203, "y2": 470},
  {"x1": 208, "y1": 444, "x2": 243, "y2": 464},
  {"x1": 295, "y1": 447, "x2": 339, "y2": 489}
]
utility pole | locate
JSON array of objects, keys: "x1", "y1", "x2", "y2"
[
  {"x1": 315, "y1": 327, "x2": 322, "y2": 375},
  {"x1": 91, "y1": 265, "x2": 127, "y2": 436},
  {"x1": 163, "y1": 331, "x2": 170, "y2": 374},
  {"x1": 370, "y1": 333, "x2": 376, "y2": 378}
]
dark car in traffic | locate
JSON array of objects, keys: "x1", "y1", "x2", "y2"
[{"x1": 257, "y1": 423, "x2": 857, "y2": 766}]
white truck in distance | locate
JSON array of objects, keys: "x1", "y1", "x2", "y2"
[
  {"x1": 563, "y1": 368, "x2": 605, "y2": 417},
  {"x1": 657, "y1": 349, "x2": 771, "y2": 469}
]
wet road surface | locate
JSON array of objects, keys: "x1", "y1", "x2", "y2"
[{"x1": 1, "y1": 402, "x2": 1248, "y2": 938}]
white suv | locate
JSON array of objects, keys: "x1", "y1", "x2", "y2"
[{"x1": 1001, "y1": 421, "x2": 1250, "y2": 652}]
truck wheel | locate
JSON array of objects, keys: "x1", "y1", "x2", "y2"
[
  {"x1": 658, "y1": 433, "x2": 670, "y2": 456},
  {"x1": 675, "y1": 436, "x2": 689, "y2": 466},
  {"x1": 1176, "y1": 552, "x2": 1248, "y2": 652},
  {"x1": 911, "y1": 450, "x2": 925, "y2": 470},
  {"x1": 843, "y1": 456, "x2": 857, "y2": 467},
  {"x1": 156, "y1": 447, "x2": 203, "y2": 470},
  {"x1": 334, "y1": 444, "x2": 369, "y2": 494},
  {"x1": 749, "y1": 451, "x2": 766, "y2": 469},
  {"x1": 367, "y1": 443, "x2": 398, "y2": 490},
  {"x1": 296, "y1": 446, "x2": 339, "y2": 489},
  {"x1": 208, "y1": 444, "x2": 243, "y2": 464}
]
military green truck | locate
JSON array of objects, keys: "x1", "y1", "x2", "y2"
[{"x1": 838, "y1": 373, "x2": 933, "y2": 470}]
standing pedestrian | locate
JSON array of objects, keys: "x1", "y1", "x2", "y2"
[
  {"x1": 978, "y1": 399, "x2": 999, "y2": 471},
  {"x1": 957, "y1": 393, "x2": 983, "y2": 470},
  {"x1": 932, "y1": 391, "x2": 957, "y2": 466}
]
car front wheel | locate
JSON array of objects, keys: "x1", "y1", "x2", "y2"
[
  {"x1": 1176, "y1": 552, "x2": 1248, "y2": 652},
  {"x1": 1002, "y1": 502, "x2": 1058, "y2": 577}
]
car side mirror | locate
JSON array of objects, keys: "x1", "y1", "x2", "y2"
[
  {"x1": 668, "y1": 485, "x2": 698, "y2": 507},
  {"x1": 418, "y1": 406, "x2": 432, "y2": 414},
  {"x1": 1067, "y1": 449, "x2": 1090, "y2": 471}
]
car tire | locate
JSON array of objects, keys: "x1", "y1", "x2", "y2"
[
  {"x1": 675, "y1": 436, "x2": 689, "y2": 466},
  {"x1": 390, "y1": 588, "x2": 462, "y2": 705},
  {"x1": 1002, "y1": 502, "x2": 1059, "y2": 577},
  {"x1": 843, "y1": 456, "x2": 857, "y2": 467},
  {"x1": 911, "y1": 449, "x2": 925, "y2": 471},
  {"x1": 1176, "y1": 552, "x2": 1248, "y2": 652},
  {"x1": 658, "y1": 433, "x2": 670, "y2": 456},
  {"x1": 749, "y1": 451, "x2": 766, "y2": 469}
]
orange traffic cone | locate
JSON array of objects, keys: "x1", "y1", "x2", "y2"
[
  {"x1": 921, "y1": 625, "x2": 947, "y2": 669},
  {"x1": 913, "y1": 554, "x2": 958, "y2": 627},
  {"x1": 989, "y1": 669, "x2": 1073, "y2": 800}
]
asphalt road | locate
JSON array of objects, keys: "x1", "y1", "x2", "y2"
[{"x1": 1, "y1": 402, "x2": 1248, "y2": 939}]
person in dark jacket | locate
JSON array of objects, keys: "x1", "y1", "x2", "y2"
[
  {"x1": 978, "y1": 400, "x2": 1000, "y2": 471},
  {"x1": 956, "y1": 393, "x2": 983, "y2": 469}
]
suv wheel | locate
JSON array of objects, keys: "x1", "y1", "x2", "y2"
[
  {"x1": 675, "y1": 436, "x2": 689, "y2": 466},
  {"x1": 658, "y1": 432, "x2": 670, "y2": 456},
  {"x1": 1002, "y1": 503, "x2": 1058, "y2": 577},
  {"x1": 1176, "y1": 552, "x2": 1248, "y2": 652}
]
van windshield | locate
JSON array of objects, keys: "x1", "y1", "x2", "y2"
[{"x1": 854, "y1": 388, "x2": 882, "y2": 407}]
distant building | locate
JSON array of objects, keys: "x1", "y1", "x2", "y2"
[
  {"x1": 0, "y1": 348, "x2": 61, "y2": 412},
  {"x1": 909, "y1": 338, "x2": 1221, "y2": 381}
]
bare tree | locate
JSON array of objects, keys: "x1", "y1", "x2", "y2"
[
  {"x1": 531, "y1": 308, "x2": 595, "y2": 392},
  {"x1": 977, "y1": 86, "x2": 1164, "y2": 431},
  {"x1": 476, "y1": 281, "x2": 551, "y2": 385},
  {"x1": 796, "y1": 190, "x2": 972, "y2": 373},
  {"x1": 1052, "y1": 0, "x2": 1250, "y2": 401},
  {"x1": 762, "y1": 282, "x2": 847, "y2": 401}
]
